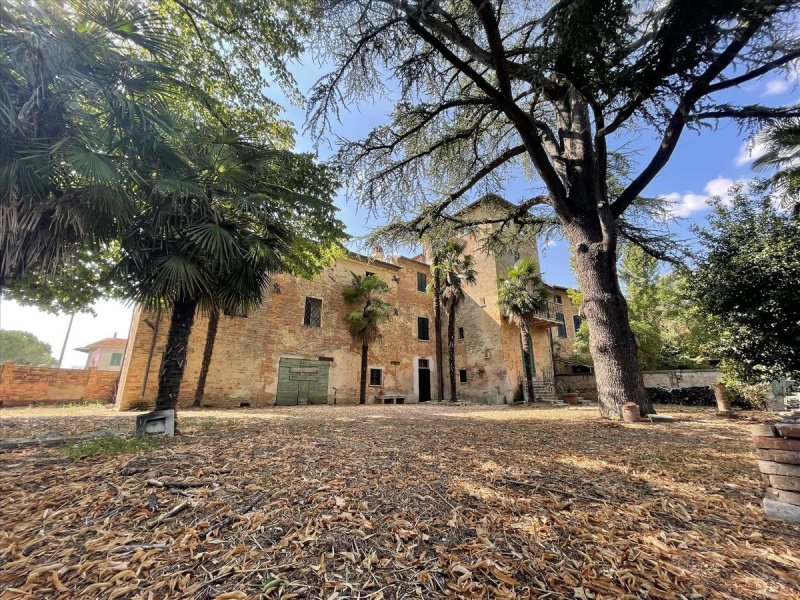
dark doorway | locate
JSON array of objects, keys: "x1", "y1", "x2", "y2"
[{"x1": 417, "y1": 358, "x2": 431, "y2": 402}]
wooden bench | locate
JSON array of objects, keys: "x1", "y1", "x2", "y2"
[{"x1": 375, "y1": 394, "x2": 407, "y2": 404}]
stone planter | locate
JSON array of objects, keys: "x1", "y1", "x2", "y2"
[
  {"x1": 753, "y1": 412, "x2": 800, "y2": 523},
  {"x1": 562, "y1": 392, "x2": 579, "y2": 405}
]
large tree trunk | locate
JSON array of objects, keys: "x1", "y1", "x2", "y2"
[
  {"x1": 447, "y1": 300, "x2": 457, "y2": 402},
  {"x1": 569, "y1": 221, "x2": 654, "y2": 418},
  {"x1": 193, "y1": 307, "x2": 219, "y2": 407},
  {"x1": 432, "y1": 257, "x2": 445, "y2": 402},
  {"x1": 359, "y1": 342, "x2": 368, "y2": 405},
  {"x1": 156, "y1": 298, "x2": 197, "y2": 412},
  {"x1": 519, "y1": 323, "x2": 533, "y2": 404}
]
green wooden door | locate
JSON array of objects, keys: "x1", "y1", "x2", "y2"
[{"x1": 275, "y1": 358, "x2": 330, "y2": 406}]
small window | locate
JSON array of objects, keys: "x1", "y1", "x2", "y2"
[
  {"x1": 556, "y1": 312, "x2": 567, "y2": 338},
  {"x1": 459, "y1": 369, "x2": 468, "y2": 383},
  {"x1": 304, "y1": 297, "x2": 322, "y2": 327},
  {"x1": 369, "y1": 368, "x2": 383, "y2": 386},
  {"x1": 418, "y1": 358, "x2": 430, "y2": 368},
  {"x1": 366, "y1": 271, "x2": 375, "y2": 277},
  {"x1": 457, "y1": 326, "x2": 465, "y2": 340},
  {"x1": 479, "y1": 297, "x2": 486, "y2": 307},
  {"x1": 416, "y1": 272, "x2": 428, "y2": 292},
  {"x1": 572, "y1": 315, "x2": 582, "y2": 333},
  {"x1": 109, "y1": 352, "x2": 123, "y2": 367},
  {"x1": 484, "y1": 348, "x2": 491, "y2": 359},
  {"x1": 553, "y1": 294, "x2": 562, "y2": 304},
  {"x1": 417, "y1": 316, "x2": 430, "y2": 340}
]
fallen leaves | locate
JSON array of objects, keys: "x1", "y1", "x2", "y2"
[{"x1": 1, "y1": 404, "x2": 799, "y2": 598}]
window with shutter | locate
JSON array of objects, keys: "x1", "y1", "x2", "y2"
[{"x1": 417, "y1": 316, "x2": 430, "y2": 340}]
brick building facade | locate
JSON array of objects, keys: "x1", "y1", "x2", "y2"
[{"x1": 115, "y1": 202, "x2": 567, "y2": 410}]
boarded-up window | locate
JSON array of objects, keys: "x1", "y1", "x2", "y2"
[
  {"x1": 369, "y1": 368, "x2": 383, "y2": 386},
  {"x1": 304, "y1": 297, "x2": 322, "y2": 327},
  {"x1": 556, "y1": 312, "x2": 567, "y2": 338},
  {"x1": 417, "y1": 272, "x2": 427, "y2": 292},
  {"x1": 417, "y1": 316, "x2": 430, "y2": 340}
]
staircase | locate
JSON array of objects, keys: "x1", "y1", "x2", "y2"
[{"x1": 531, "y1": 380, "x2": 557, "y2": 404}]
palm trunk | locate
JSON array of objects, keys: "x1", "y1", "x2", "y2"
[
  {"x1": 193, "y1": 307, "x2": 219, "y2": 407},
  {"x1": 520, "y1": 323, "x2": 533, "y2": 404},
  {"x1": 359, "y1": 342, "x2": 368, "y2": 405},
  {"x1": 569, "y1": 221, "x2": 654, "y2": 418},
  {"x1": 447, "y1": 300, "x2": 457, "y2": 402},
  {"x1": 433, "y1": 257, "x2": 445, "y2": 402},
  {"x1": 155, "y1": 298, "x2": 197, "y2": 412}
]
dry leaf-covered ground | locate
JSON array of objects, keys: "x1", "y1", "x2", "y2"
[{"x1": 1, "y1": 403, "x2": 799, "y2": 599}]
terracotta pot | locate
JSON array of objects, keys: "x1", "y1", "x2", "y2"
[
  {"x1": 711, "y1": 382, "x2": 731, "y2": 415},
  {"x1": 621, "y1": 402, "x2": 642, "y2": 422},
  {"x1": 562, "y1": 392, "x2": 579, "y2": 405}
]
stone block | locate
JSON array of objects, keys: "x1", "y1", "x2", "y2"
[
  {"x1": 757, "y1": 460, "x2": 800, "y2": 477},
  {"x1": 752, "y1": 436, "x2": 800, "y2": 451},
  {"x1": 766, "y1": 475, "x2": 800, "y2": 492},
  {"x1": 135, "y1": 410, "x2": 175, "y2": 437},
  {"x1": 756, "y1": 449, "x2": 800, "y2": 465},
  {"x1": 765, "y1": 487, "x2": 800, "y2": 507},
  {"x1": 775, "y1": 423, "x2": 800, "y2": 440},
  {"x1": 751, "y1": 423, "x2": 778, "y2": 437},
  {"x1": 648, "y1": 414, "x2": 678, "y2": 423},
  {"x1": 763, "y1": 497, "x2": 800, "y2": 523}
]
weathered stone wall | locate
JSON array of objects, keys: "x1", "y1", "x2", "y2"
[
  {"x1": 555, "y1": 369, "x2": 722, "y2": 401},
  {"x1": 0, "y1": 362, "x2": 118, "y2": 406},
  {"x1": 117, "y1": 255, "x2": 442, "y2": 409}
]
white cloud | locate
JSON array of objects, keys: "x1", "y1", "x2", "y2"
[
  {"x1": 661, "y1": 176, "x2": 742, "y2": 217},
  {"x1": 762, "y1": 59, "x2": 800, "y2": 96},
  {"x1": 735, "y1": 139, "x2": 768, "y2": 167},
  {"x1": 764, "y1": 79, "x2": 790, "y2": 96}
]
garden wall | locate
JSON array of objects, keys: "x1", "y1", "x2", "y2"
[
  {"x1": 555, "y1": 369, "x2": 721, "y2": 402},
  {"x1": 0, "y1": 362, "x2": 118, "y2": 407}
]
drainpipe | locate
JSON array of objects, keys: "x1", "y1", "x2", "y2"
[{"x1": 140, "y1": 307, "x2": 162, "y2": 401}]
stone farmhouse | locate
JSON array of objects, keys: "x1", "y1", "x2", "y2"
[{"x1": 115, "y1": 199, "x2": 581, "y2": 410}]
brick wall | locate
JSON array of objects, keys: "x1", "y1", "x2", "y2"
[{"x1": 0, "y1": 362, "x2": 119, "y2": 407}]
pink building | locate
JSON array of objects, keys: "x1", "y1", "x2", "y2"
[{"x1": 75, "y1": 337, "x2": 128, "y2": 372}]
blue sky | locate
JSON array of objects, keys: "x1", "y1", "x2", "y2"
[{"x1": 2, "y1": 51, "x2": 797, "y2": 364}]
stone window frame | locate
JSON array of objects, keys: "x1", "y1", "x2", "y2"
[
  {"x1": 303, "y1": 296, "x2": 323, "y2": 328},
  {"x1": 368, "y1": 367, "x2": 383, "y2": 387},
  {"x1": 459, "y1": 368, "x2": 468, "y2": 384},
  {"x1": 109, "y1": 352, "x2": 123, "y2": 367}
]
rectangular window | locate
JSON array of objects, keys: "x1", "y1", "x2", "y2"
[
  {"x1": 572, "y1": 315, "x2": 582, "y2": 333},
  {"x1": 556, "y1": 312, "x2": 567, "y2": 338},
  {"x1": 109, "y1": 352, "x2": 123, "y2": 367},
  {"x1": 457, "y1": 326, "x2": 465, "y2": 340},
  {"x1": 417, "y1": 316, "x2": 430, "y2": 340},
  {"x1": 369, "y1": 368, "x2": 383, "y2": 386},
  {"x1": 303, "y1": 297, "x2": 322, "y2": 327},
  {"x1": 418, "y1": 358, "x2": 430, "y2": 368},
  {"x1": 416, "y1": 272, "x2": 427, "y2": 292},
  {"x1": 366, "y1": 271, "x2": 375, "y2": 277},
  {"x1": 553, "y1": 294, "x2": 562, "y2": 304},
  {"x1": 459, "y1": 369, "x2": 468, "y2": 383}
]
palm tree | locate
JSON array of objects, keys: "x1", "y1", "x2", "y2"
[
  {"x1": 497, "y1": 258, "x2": 549, "y2": 404},
  {"x1": 435, "y1": 240, "x2": 477, "y2": 402},
  {"x1": 115, "y1": 128, "x2": 340, "y2": 413},
  {"x1": 0, "y1": 0, "x2": 178, "y2": 285},
  {"x1": 753, "y1": 119, "x2": 800, "y2": 218},
  {"x1": 342, "y1": 273, "x2": 392, "y2": 405}
]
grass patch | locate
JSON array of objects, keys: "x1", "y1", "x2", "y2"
[{"x1": 64, "y1": 434, "x2": 160, "y2": 459}]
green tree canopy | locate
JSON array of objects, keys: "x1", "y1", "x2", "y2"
[
  {"x1": 0, "y1": 330, "x2": 57, "y2": 366},
  {"x1": 692, "y1": 184, "x2": 800, "y2": 382}
]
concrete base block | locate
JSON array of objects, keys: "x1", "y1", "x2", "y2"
[
  {"x1": 763, "y1": 497, "x2": 800, "y2": 523},
  {"x1": 135, "y1": 409, "x2": 175, "y2": 437}
]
